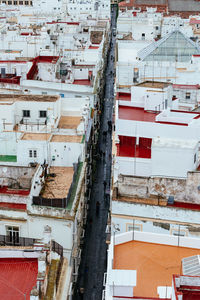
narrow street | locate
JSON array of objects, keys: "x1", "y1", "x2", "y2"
[{"x1": 73, "y1": 6, "x2": 117, "y2": 300}]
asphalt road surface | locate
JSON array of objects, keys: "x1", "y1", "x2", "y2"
[{"x1": 73, "y1": 6, "x2": 117, "y2": 300}]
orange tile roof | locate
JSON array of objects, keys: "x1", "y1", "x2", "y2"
[{"x1": 114, "y1": 241, "x2": 200, "y2": 298}]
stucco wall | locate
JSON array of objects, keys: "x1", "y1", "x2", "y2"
[{"x1": 116, "y1": 172, "x2": 200, "y2": 203}]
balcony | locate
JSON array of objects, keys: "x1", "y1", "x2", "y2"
[
  {"x1": 0, "y1": 74, "x2": 20, "y2": 85},
  {"x1": 18, "y1": 118, "x2": 48, "y2": 132},
  {"x1": 0, "y1": 234, "x2": 35, "y2": 247}
]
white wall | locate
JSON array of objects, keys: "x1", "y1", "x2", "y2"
[
  {"x1": 115, "y1": 119, "x2": 200, "y2": 141},
  {"x1": 15, "y1": 100, "x2": 60, "y2": 127},
  {"x1": 114, "y1": 156, "x2": 152, "y2": 179},
  {"x1": 114, "y1": 230, "x2": 200, "y2": 249},
  {"x1": 0, "y1": 132, "x2": 18, "y2": 156},
  {"x1": 111, "y1": 200, "x2": 200, "y2": 238},
  {"x1": 17, "y1": 139, "x2": 49, "y2": 166},
  {"x1": 0, "y1": 213, "x2": 73, "y2": 258},
  {"x1": 50, "y1": 141, "x2": 83, "y2": 166},
  {"x1": 152, "y1": 143, "x2": 198, "y2": 177},
  {"x1": 73, "y1": 68, "x2": 88, "y2": 80},
  {"x1": 131, "y1": 85, "x2": 172, "y2": 110}
]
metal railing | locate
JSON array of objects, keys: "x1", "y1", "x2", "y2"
[
  {"x1": 32, "y1": 161, "x2": 82, "y2": 209},
  {"x1": 0, "y1": 234, "x2": 35, "y2": 247},
  {"x1": 52, "y1": 240, "x2": 63, "y2": 257},
  {"x1": 32, "y1": 196, "x2": 67, "y2": 208}
]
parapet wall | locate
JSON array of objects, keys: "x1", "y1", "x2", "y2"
[{"x1": 116, "y1": 172, "x2": 200, "y2": 203}]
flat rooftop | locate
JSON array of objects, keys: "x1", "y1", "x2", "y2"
[
  {"x1": 21, "y1": 133, "x2": 51, "y2": 141},
  {"x1": 58, "y1": 116, "x2": 81, "y2": 129},
  {"x1": 114, "y1": 241, "x2": 200, "y2": 298},
  {"x1": 42, "y1": 167, "x2": 74, "y2": 199},
  {"x1": 50, "y1": 135, "x2": 82, "y2": 143},
  {"x1": 0, "y1": 165, "x2": 36, "y2": 190},
  {"x1": 0, "y1": 258, "x2": 38, "y2": 300},
  {"x1": 168, "y1": 0, "x2": 200, "y2": 12},
  {"x1": 119, "y1": 106, "x2": 158, "y2": 122},
  {"x1": 0, "y1": 94, "x2": 59, "y2": 102},
  {"x1": 118, "y1": 106, "x2": 200, "y2": 125},
  {"x1": 136, "y1": 81, "x2": 171, "y2": 89},
  {"x1": 135, "y1": 0, "x2": 167, "y2": 5}
]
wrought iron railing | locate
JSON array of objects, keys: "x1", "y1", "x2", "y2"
[
  {"x1": 32, "y1": 196, "x2": 67, "y2": 208},
  {"x1": 32, "y1": 161, "x2": 83, "y2": 209},
  {"x1": 0, "y1": 234, "x2": 35, "y2": 247},
  {"x1": 52, "y1": 240, "x2": 63, "y2": 257}
]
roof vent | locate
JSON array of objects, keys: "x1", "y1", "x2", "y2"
[{"x1": 182, "y1": 255, "x2": 200, "y2": 276}]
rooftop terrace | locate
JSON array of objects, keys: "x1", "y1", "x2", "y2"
[
  {"x1": 50, "y1": 135, "x2": 83, "y2": 143},
  {"x1": 58, "y1": 116, "x2": 81, "y2": 129},
  {"x1": 21, "y1": 133, "x2": 51, "y2": 141},
  {"x1": 136, "y1": 81, "x2": 171, "y2": 89},
  {"x1": 0, "y1": 94, "x2": 59, "y2": 102},
  {"x1": 118, "y1": 106, "x2": 158, "y2": 122},
  {"x1": 0, "y1": 165, "x2": 37, "y2": 192},
  {"x1": 114, "y1": 240, "x2": 200, "y2": 298},
  {"x1": 41, "y1": 167, "x2": 74, "y2": 199},
  {"x1": 118, "y1": 105, "x2": 200, "y2": 125}
]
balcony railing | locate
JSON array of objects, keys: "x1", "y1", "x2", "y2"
[
  {"x1": 0, "y1": 234, "x2": 35, "y2": 247},
  {"x1": 52, "y1": 240, "x2": 63, "y2": 257},
  {"x1": 20, "y1": 118, "x2": 47, "y2": 125},
  {"x1": 32, "y1": 196, "x2": 67, "y2": 208}
]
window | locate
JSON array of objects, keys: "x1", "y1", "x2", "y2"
[
  {"x1": 39, "y1": 110, "x2": 47, "y2": 118},
  {"x1": 133, "y1": 67, "x2": 139, "y2": 83},
  {"x1": 155, "y1": 26, "x2": 159, "y2": 30},
  {"x1": 126, "y1": 223, "x2": 142, "y2": 232},
  {"x1": 25, "y1": 0, "x2": 29, "y2": 4},
  {"x1": 23, "y1": 110, "x2": 30, "y2": 117},
  {"x1": 29, "y1": 150, "x2": 32, "y2": 158},
  {"x1": 186, "y1": 92, "x2": 191, "y2": 99},
  {"x1": 194, "y1": 153, "x2": 197, "y2": 164},
  {"x1": 165, "y1": 99, "x2": 168, "y2": 109},
  {"x1": 6, "y1": 226, "x2": 19, "y2": 245},
  {"x1": 141, "y1": 33, "x2": 145, "y2": 40},
  {"x1": 19, "y1": 0, "x2": 23, "y2": 4},
  {"x1": 14, "y1": 0, "x2": 17, "y2": 4},
  {"x1": 29, "y1": 150, "x2": 37, "y2": 158},
  {"x1": 42, "y1": 91, "x2": 47, "y2": 95},
  {"x1": 8, "y1": 1, "x2": 12, "y2": 4},
  {"x1": 171, "y1": 228, "x2": 188, "y2": 237}
]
